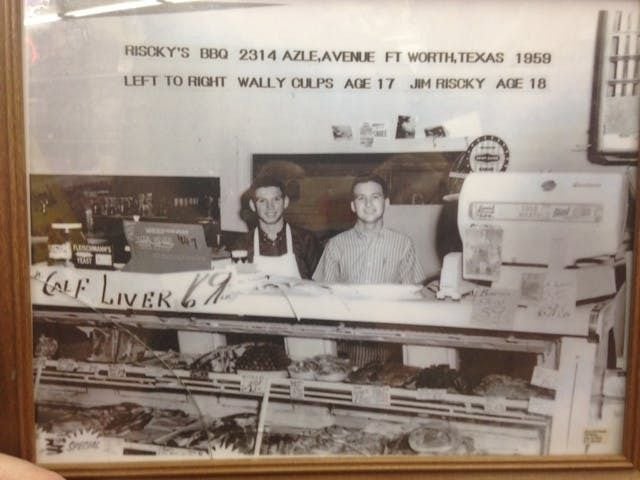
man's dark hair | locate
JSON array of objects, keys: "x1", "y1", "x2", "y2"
[
  {"x1": 351, "y1": 174, "x2": 388, "y2": 198},
  {"x1": 249, "y1": 175, "x2": 286, "y2": 200}
]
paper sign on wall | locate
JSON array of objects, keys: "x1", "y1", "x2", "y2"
[
  {"x1": 360, "y1": 123, "x2": 374, "y2": 147},
  {"x1": 359, "y1": 122, "x2": 387, "y2": 146},
  {"x1": 331, "y1": 125, "x2": 352, "y2": 140}
]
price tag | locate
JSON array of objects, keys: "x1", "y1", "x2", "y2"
[
  {"x1": 87, "y1": 363, "x2": 99, "y2": 374},
  {"x1": 189, "y1": 369, "x2": 210, "y2": 380},
  {"x1": 240, "y1": 373, "x2": 269, "y2": 394},
  {"x1": 416, "y1": 388, "x2": 447, "y2": 401},
  {"x1": 57, "y1": 358, "x2": 77, "y2": 372},
  {"x1": 107, "y1": 364, "x2": 126, "y2": 378},
  {"x1": 76, "y1": 362, "x2": 96, "y2": 374},
  {"x1": 290, "y1": 379, "x2": 305, "y2": 400},
  {"x1": 484, "y1": 396, "x2": 507, "y2": 414},
  {"x1": 527, "y1": 396, "x2": 555, "y2": 416},
  {"x1": 146, "y1": 366, "x2": 165, "y2": 378},
  {"x1": 352, "y1": 385, "x2": 391, "y2": 407},
  {"x1": 531, "y1": 366, "x2": 559, "y2": 390},
  {"x1": 35, "y1": 356, "x2": 48, "y2": 369},
  {"x1": 584, "y1": 428, "x2": 609, "y2": 445}
]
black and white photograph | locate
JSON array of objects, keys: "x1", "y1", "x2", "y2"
[
  {"x1": 395, "y1": 116, "x2": 416, "y2": 139},
  {"x1": 23, "y1": 0, "x2": 639, "y2": 464}
]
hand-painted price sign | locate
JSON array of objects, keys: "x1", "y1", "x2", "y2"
[
  {"x1": 416, "y1": 388, "x2": 447, "y2": 401},
  {"x1": 189, "y1": 369, "x2": 210, "y2": 380},
  {"x1": 146, "y1": 366, "x2": 166, "y2": 378},
  {"x1": 240, "y1": 374, "x2": 269, "y2": 394},
  {"x1": 57, "y1": 358, "x2": 78, "y2": 372},
  {"x1": 484, "y1": 396, "x2": 507, "y2": 414},
  {"x1": 76, "y1": 362, "x2": 98, "y2": 374},
  {"x1": 290, "y1": 379, "x2": 305, "y2": 400},
  {"x1": 352, "y1": 385, "x2": 391, "y2": 407},
  {"x1": 108, "y1": 364, "x2": 126, "y2": 378}
]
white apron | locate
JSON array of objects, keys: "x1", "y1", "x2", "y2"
[{"x1": 253, "y1": 224, "x2": 301, "y2": 279}]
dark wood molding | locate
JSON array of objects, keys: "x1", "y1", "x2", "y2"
[{"x1": 0, "y1": 0, "x2": 34, "y2": 460}]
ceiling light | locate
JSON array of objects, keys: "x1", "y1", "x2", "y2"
[
  {"x1": 24, "y1": 13, "x2": 62, "y2": 26},
  {"x1": 64, "y1": 0, "x2": 161, "y2": 18}
]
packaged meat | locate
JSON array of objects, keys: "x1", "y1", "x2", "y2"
[
  {"x1": 407, "y1": 422, "x2": 467, "y2": 455},
  {"x1": 288, "y1": 355, "x2": 352, "y2": 382},
  {"x1": 408, "y1": 364, "x2": 471, "y2": 394},
  {"x1": 235, "y1": 343, "x2": 290, "y2": 371},
  {"x1": 472, "y1": 374, "x2": 543, "y2": 400},
  {"x1": 190, "y1": 343, "x2": 252, "y2": 373},
  {"x1": 347, "y1": 362, "x2": 419, "y2": 388}
]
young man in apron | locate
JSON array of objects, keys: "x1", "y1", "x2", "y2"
[
  {"x1": 246, "y1": 176, "x2": 329, "y2": 359},
  {"x1": 247, "y1": 176, "x2": 321, "y2": 279}
]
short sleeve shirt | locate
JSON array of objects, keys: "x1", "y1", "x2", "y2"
[{"x1": 312, "y1": 226, "x2": 425, "y2": 284}]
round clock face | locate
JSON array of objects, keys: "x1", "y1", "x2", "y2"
[{"x1": 466, "y1": 135, "x2": 510, "y2": 172}]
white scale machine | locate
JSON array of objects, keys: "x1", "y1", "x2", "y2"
[{"x1": 437, "y1": 171, "x2": 629, "y2": 454}]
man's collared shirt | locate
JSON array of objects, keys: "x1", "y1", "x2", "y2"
[
  {"x1": 312, "y1": 225, "x2": 425, "y2": 284},
  {"x1": 246, "y1": 223, "x2": 322, "y2": 280}
]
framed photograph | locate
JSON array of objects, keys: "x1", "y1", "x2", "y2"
[{"x1": 2, "y1": 0, "x2": 640, "y2": 478}]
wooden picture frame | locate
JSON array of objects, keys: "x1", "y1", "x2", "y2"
[{"x1": 3, "y1": 1, "x2": 640, "y2": 478}]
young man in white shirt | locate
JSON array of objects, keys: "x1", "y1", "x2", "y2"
[{"x1": 313, "y1": 174, "x2": 424, "y2": 284}]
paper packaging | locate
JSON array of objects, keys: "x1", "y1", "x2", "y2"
[{"x1": 72, "y1": 242, "x2": 114, "y2": 270}]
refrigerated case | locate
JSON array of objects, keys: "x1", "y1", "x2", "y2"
[{"x1": 30, "y1": 267, "x2": 624, "y2": 459}]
